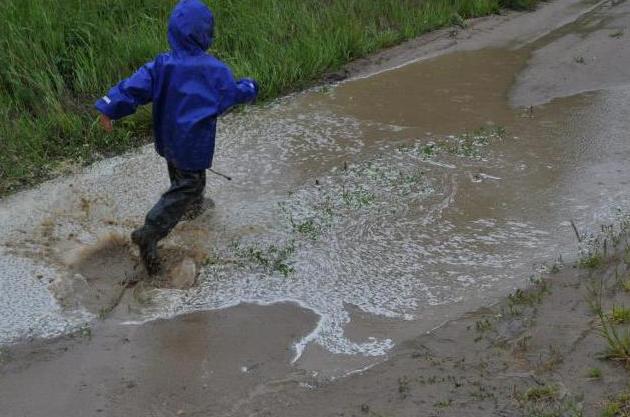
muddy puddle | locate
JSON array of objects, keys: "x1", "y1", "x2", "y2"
[{"x1": 1, "y1": 0, "x2": 630, "y2": 380}]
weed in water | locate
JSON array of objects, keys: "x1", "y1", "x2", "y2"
[
  {"x1": 475, "y1": 318, "x2": 493, "y2": 332},
  {"x1": 579, "y1": 253, "x2": 604, "y2": 269},
  {"x1": 609, "y1": 305, "x2": 630, "y2": 324},
  {"x1": 610, "y1": 30, "x2": 624, "y2": 38},
  {"x1": 398, "y1": 376, "x2": 411, "y2": 399},
  {"x1": 341, "y1": 187, "x2": 376, "y2": 209},
  {"x1": 0, "y1": 347, "x2": 10, "y2": 365},
  {"x1": 524, "y1": 385, "x2": 558, "y2": 402},
  {"x1": 574, "y1": 56, "x2": 586, "y2": 64},
  {"x1": 75, "y1": 323, "x2": 92, "y2": 340},
  {"x1": 294, "y1": 218, "x2": 322, "y2": 240},
  {"x1": 420, "y1": 142, "x2": 438, "y2": 159},
  {"x1": 232, "y1": 240, "x2": 296, "y2": 277},
  {"x1": 434, "y1": 399, "x2": 453, "y2": 408},
  {"x1": 586, "y1": 367, "x2": 602, "y2": 380},
  {"x1": 446, "y1": 125, "x2": 506, "y2": 159},
  {"x1": 508, "y1": 280, "x2": 548, "y2": 307},
  {"x1": 507, "y1": 303, "x2": 523, "y2": 317}
]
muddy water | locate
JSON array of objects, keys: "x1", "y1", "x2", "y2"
[{"x1": 1, "y1": 0, "x2": 630, "y2": 381}]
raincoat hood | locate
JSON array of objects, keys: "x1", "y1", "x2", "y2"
[
  {"x1": 168, "y1": 0, "x2": 214, "y2": 54},
  {"x1": 96, "y1": 0, "x2": 258, "y2": 171}
]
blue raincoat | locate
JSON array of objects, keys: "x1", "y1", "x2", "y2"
[{"x1": 95, "y1": 0, "x2": 258, "y2": 171}]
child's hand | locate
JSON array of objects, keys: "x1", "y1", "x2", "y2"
[{"x1": 99, "y1": 114, "x2": 113, "y2": 133}]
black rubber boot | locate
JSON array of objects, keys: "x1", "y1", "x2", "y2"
[
  {"x1": 133, "y1": 162, "x2": 206, "y2": 275},
  {"x1": 131, "y1": 228, "x2": 161, "y2": 276}
]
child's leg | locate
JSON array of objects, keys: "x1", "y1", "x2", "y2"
[
  {"x1": 145, "y1": 162, "x2": 206, "y2": 239},
  {"x1": 132, "y1": 162, "x2": 206, "y2": 274},
  {"x1": 182, "y1": 171, "x2": 212, "y2": 221}
]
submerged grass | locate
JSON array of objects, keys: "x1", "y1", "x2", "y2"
[
  {"x1": 230, "y1": 239, "x2": 296, "y2": 277},
  {"x1": 1, "y1": 0, "x2": 536, "y2": 194}
]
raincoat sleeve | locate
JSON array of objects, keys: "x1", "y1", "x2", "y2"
[
  {"x1": 216, "y1": 66, "x2": 258, "y2": 116},
  {"x1": 95, "y1": 61, "x2": 155, "y2": 120}
]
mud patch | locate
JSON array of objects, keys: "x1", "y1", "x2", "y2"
[
  {"x1": 50, "y1": 234, "x2": 206, "y2": 318},
  {"x1": 158, "y1": 246, "x2": 208, "y2": 289},
  {"x1": 52, "y1": 233, "x2": 142, "y2": 315}
]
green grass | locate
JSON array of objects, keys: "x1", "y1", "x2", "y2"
[
  {"x1": 586, "y1": 367, "x2": 602, "y2": 379},
  {"x1": 601, "y1": 391, "x2": 630, "y2": 417},
  {"x1": 609, "y1": 305, "x2": 630, "y2": 324},
  {"x1": 230, "y1": 239, "x2": 296, "y2": 277},
  {"x1": 518, "y1": 384, "x2": 585, "y2": 417},
  {"x1": 579, "y1": 253, "x2": 604, "y2": 269},
  {"x1": 0, "y1": 0, "x2": 536, "y2": 195},
  {"x1": 524, "y1": 384, "x2": 558, "y2": 401},
  {"x1": 597, "y1": 309, "x2": 630, "y2": 365}
]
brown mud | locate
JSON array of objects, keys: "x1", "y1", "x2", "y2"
[{"x1": 49, "y1": 233, "x2": 207, "y2": 319}]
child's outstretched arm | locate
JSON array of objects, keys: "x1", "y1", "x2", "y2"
[
  {"x1": 95, "y1": 61, "x2": 155, "y2": 130},
  {"x1": 215, "y1": 65, "x2": 258, "y2": 116}
]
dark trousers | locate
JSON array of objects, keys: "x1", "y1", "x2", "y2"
[{"x1": 143, "y1": 162, "x2": 206, "y2": 241}]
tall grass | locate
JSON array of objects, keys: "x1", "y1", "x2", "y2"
[{"x1": 0, "y1": 0, "x2": 532, "y2": 194}]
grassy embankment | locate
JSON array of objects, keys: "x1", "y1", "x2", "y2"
[{"x1": 0, "y1": 0, "x2": 537, "y2": 195}]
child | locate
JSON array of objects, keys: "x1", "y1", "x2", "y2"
[{"x1": 95, "y1": 0, "x2": 258, "y2": 275}]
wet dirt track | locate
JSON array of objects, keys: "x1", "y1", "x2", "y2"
[{"x1": 2, "y1": 0, "x2": 630, "y2": 415}]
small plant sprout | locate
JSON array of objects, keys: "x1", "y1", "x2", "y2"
[
  {"x1": 434, "y1": 398, "x2": 453, "y2": 408},
  {"x1": 597, "y1": 309, "x2": 630, "y2": 365},
  {"x1": 398, "y1": 376, "x2": 411, "y2": 399},
  {"x1": 609, "y1": 305, "x2": 630, "y2": 324},
  {"x1": 586, "y1": 367, "x2": 602, "y2": 379},
  {"x1": 601, "y1": 391, "x2": 630, "y2": 417},
  {"x1": 232, "y1": 240, "x2": 296, "y2": 278},
  {"x1": 475, "y1": 318, "x2": 493, "y2": 332},
  {"x1": 579, "y1": 252, "x2": 604, "y2": 269},
  {"x1": 0, "y1": 347, "x2": 10, "y2": 365},
  {"x1": 524, "y1": 384, "x2": 558, "y2": 401}
]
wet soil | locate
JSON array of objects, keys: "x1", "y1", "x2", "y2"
[
  {"x1": 48, "y1": 233, "x2": 206, "y2": 319},
  {"x1": 227, "y1": 243, "x2": 630, "y2": 417}
]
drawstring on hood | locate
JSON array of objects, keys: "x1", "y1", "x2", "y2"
[{"x1": 167, "y1": 0, "x2": 214, "y2": 54}]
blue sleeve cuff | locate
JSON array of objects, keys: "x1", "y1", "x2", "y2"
[
  {"x1": 95, "y1": 96, "x2": 117, "y2": 119},
  {"x1": 237, "y1": 78, "x2": 258, "y2": 103}
]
